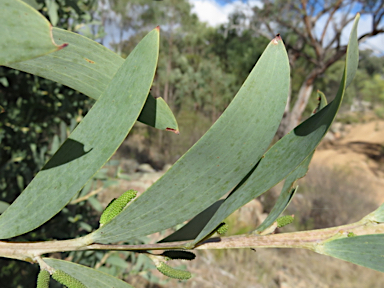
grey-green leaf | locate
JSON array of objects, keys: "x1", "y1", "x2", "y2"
[
  {"x1": 0, "y1": 28, "x2": 159, "y2": 239},
  {"x1": 193, "y1": 14, "x2": 360, "y2": 244},
  {"x1": 0, "y1": 0, "x2": 65, "y2": 65},
  {"x1": 7, "y1": 27, "x2": 178, "y2": 132},
  {"x1": 91, "y1": 34, "x2": 290, "y2": 243},
  {"x1": 322, "y1": 234, "x2": 384, "y2": 273},
  {"x1": 44, "y1": 258, "x2": 134, "y2": 288}
]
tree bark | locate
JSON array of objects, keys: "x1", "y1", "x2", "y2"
[{"x1": 282, "y1": 72, "x2": 317, "y2": 135}]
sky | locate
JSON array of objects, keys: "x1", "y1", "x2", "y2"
[{"x1": 188, "y1": 0, "x2": 384, "y2": 54}]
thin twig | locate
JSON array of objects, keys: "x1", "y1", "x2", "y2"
[{"x1": 70, "y1": 187, "x2": 104, "y2": 204}]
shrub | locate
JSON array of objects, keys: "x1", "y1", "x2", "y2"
[{"x1": 1, "y1": 4, "x2": 384, "y2": 287}]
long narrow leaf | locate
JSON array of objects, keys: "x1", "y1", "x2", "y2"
[
  {"x1": 0, "y1": 0, "x2": 65, "y2": 65},
  {"x1": 193, "y1": 14, "x2": 360, "y2": 244},
  {"x1": 0, "y1": 28, "x2": 160, "y2": 239},
  {"x1": 91, "y1": 35, "x2": 290, "y2": 244},
  {"x1": 7, "y1": 28, "x2": 178, "y2": 132}
]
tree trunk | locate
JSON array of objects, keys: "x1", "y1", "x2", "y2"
[
  {"x1": 276, "y1": 78, "x2": 292, "y2": 138},
  {"x1": 282, "y1": 72, "x2": 317, "y2": 135}
]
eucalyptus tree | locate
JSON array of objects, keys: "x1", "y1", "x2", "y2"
[{"x1": 225, "y1": 0, "x2": 384, "y2": 136}]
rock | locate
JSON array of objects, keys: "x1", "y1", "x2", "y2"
[
  {"x1": 119, "y1": 158, "x2": 139, "y2": 174},
  {"x1": 232, "y1": 199, "x2": 264, "y2": 228},
  {"x1": 323, "y1": 131, "x2": 335, "y2": 142},
  {"x1": 137, "y1": 163, "x2": 155, "y2": 173},
  {"x1": 163, "y1": 163, "x2": 173, "y2": 172}
]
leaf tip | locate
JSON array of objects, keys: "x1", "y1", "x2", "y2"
[
  {"x1": 166, "y1": 128, "x2": 180, "y2": 134},
  {"x1": 156, "y1": 25, "x2": 160, "y2": 31},
  {"x1": 58, "y1": 43, "x2": 68, "y2": 50},
  {"x1": 272, "y1": 34, "x2": 282, "y2": 45},
  {"x1": 49, "y1": 25, "x2": 67, "y2": 50}
]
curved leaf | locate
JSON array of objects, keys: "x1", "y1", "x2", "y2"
[
  {"x1": 44, "y1": 258, "x2": 134, "y2": 288},
  {"x1": 91, "y1": 34, "x2": 290, "y2": 243},
  {"x1": 0, "y1": 0, "x2": 65, "y2": 65},
  {"x1": 193, "y1": 14, "x2": 360, "y2": 244},
  {"x1": 7, "y1": 28, "x2": 178, "y2": 132},
  {"x1": 0, "y1": 28, "x2": 159, "y2": 239}
]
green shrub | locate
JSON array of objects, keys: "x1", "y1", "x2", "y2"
[{"x1": 1, "y1": 6, "x2": 384, "y2": 287}]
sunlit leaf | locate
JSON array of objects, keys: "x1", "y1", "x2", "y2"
[
  {"x1": 7, "y1": 28, "x2": 178, "y2": 132},
  {"x1": 91, "y1": 34, "x2": 290, "y2": 243},
  {"x1": 193, "y1": 14, "x2": 360, "y2": 244},
  {"x1": 0, "y1": 28, "x2": 159, "y2": 239}
]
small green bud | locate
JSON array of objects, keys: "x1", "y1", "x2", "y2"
[
  {"x1": 216, "y1": 222, "x2": 229, "y2": 235},
  {"x1": 36, "y1": 269, "x2": 50, "y2": 288},
  {"x1": 276, "y1": 215, "x2": 294, "y2": 228},
  {"x1": 52, "y1": 270, "x2": 87, "y2": 288},
  {"x1": 156, "y1": 262, "x2": 192, "y2": 280},
  {"x1": 347, "y1": 232, "x2": 356, "y2": 237},
  {"x1": 99, "y1": 189, "x2": 137, "y2": 225}
]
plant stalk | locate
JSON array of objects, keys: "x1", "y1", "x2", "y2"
[{"x1": 1, "y1": 218, "x2": 383, "y2": 263}]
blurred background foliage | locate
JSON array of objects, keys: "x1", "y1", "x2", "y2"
[{"x1": 1, "y1": 0, "x2": 384, "y2": 287}]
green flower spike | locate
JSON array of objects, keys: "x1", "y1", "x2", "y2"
[
  {"x1": 36, "y1": 269, "x2": 50, "y2": 288},
  {"x1": 99, "y1": 189, "x2": 137, "y2": 225},
  {"x1": 276, "y1": 215, "x2": 294, "y2": 228},
  {"x1": 157, "y1": 262, "x2": 192, "y2": 280},
  {"x1": 52, "y1": 270, "x2": 87, "y2": 288},
  {"x1": 216, "y1": 222, "x2": 229, "y2": 235}
]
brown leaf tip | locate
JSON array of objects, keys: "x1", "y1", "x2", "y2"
[
  {"x1": 49, "y1": 25, "x2": 68, "y2": 50},
  {"x1": 156, "y1": 25, "x2": 160, "y2": 31},
  {"x1": 166, "y1": 128, "x2": 179, "y2": 134},
  {"x1": 272, "y1": 34, "x2": 282, "y2": 45},
  {"x1": 58, "y1": 43, "x2": 68, "y2": 50}
]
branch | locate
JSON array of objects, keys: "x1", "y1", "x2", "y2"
[
  {"x1": 301, "y1": 0, "x2": 322, "y2": 58},
  {"x1": 358, "y1": 29, "x2": 384, "y2": 42},
  {"x1": 70, "y1": 187, "x2": 104, "y2": 204},
  {"x1": 1, "y1": 216, "x2": 383, "y2": 263},
  {"x1": 320, "y1": 0, "x2": 343, "y2": 45}
]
